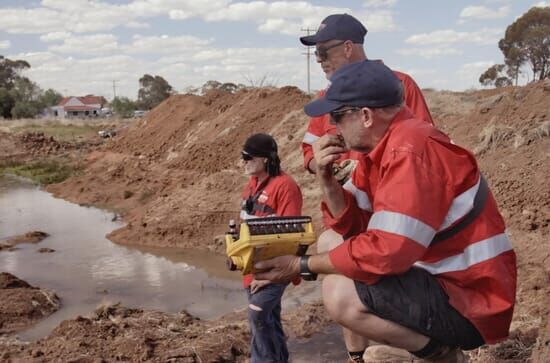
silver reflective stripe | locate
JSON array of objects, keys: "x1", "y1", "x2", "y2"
[
  {"x1": 367, "y1": 211, "x2": 435, "y2": 247},
  {"x1": 343, "y1": 180, "x2": 372, "y2": 212},
  {"x1": 439, "y1": 176, "x2": 481, "y2": 231},
  {"x1": 240, "y1": 210, "x2": 259, "y2": 220},
  {"x1": 302, "y1": 132, "x2": 320, "y2": 145},
  {"x1": 240, "y1": 210, "x2": 276, "y2": 220},
  {"x1": 414, "y1": 232, "x2": 512, "y2": 274}
]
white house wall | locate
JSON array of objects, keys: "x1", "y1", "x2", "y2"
[{"x1": 65, "y1": 97, "x2": 85, "y2": 106}]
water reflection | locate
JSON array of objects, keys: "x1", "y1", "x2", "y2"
[{"x1": 0, "y1": 176, "x2": 246, "y2": 341}]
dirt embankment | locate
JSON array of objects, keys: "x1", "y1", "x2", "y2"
[
  {"x1": 3, "y1": 80, "x2": 548, "y2": 362},
  {"x1": 47, "y1": 87, "x2": 319, "y2": 252},
  {"x1": 0, "y1": 273, "x2": 60, "y2": 335}
]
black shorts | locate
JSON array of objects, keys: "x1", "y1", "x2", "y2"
[{"x1": 354, "y1": 267, "x2": 484, "y2": 350}]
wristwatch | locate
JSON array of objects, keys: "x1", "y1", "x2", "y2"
[{"x1": 299, "y1": 255, "x2": 318, "y2": 281}]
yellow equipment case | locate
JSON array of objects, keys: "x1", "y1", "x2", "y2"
[{"x1": 225, "y1": 216, "x2": 316, "y2": 274}]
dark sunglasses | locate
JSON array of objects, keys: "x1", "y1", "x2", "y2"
[
  {"x1": 314, "y1": 41, "x2": 346, "y2": 61},
  {"x1": 241, "y1": 151, "x2": 253, "y2": 161},
  {"x1": 329, "y1": 107, "x2": 363, "y2": 124}
]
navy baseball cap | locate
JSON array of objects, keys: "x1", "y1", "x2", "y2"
[
  {"x1": 300, "y1": 14, "x2": 367, "y2": 46},
  {"x1": 304, "y1": 60, "x2": 403, "y2": 117}
]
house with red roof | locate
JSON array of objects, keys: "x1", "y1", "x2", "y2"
[{"x1": 51, "y1": 95, "x2": 108, "y2": 118}]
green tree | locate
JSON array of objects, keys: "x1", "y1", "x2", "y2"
[
  {"x1": 498, "y1": 6, "x2": 550, "y2": 82},
  {"x1": 9, "y1": 77, "x2": 45, "y2": 118},
  {"x1": 40, "y1": 88, "x2": 63, "y2": 107},
  {"x1": 479, "y1": 64, "x2": 513, "y2": 87},
  {"x1": 0, "y1": 88, "x2": 15, "y2": 118},
  {"x1": 137, "y1": 74, "x2": 173, "y2": 110},
  {"x1": 11, "y1": 100, "x2": 42, "y2": 118},
  {"x1": 0, "y1": 55, "x2": 30, "y2": 89},
  {"x1": 111, "y1": 96, "x2": 136, "y2": 118},
  {"x1": 0, "y1": 55, "x2": 31, "y2": 118}
]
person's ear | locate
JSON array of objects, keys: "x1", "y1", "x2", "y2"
[
  {"x1": 344, "y1": 40, "x2": 354, "y2": 57},
  {"x1": 362, "y1": 107, "x2": 374, "y2": 128}
]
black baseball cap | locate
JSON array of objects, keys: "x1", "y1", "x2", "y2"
[
  {"x1": 304, "y1": 60, "x2": 403, "y2": 117},
  {"x1": 300, "y1": 14, "x2": 367, "y2": 46},
  {"x1": 243, "y1": 133, "x2": 278, "y2": 158}
]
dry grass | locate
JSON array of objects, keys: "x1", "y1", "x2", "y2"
[
  {"x1": 474, "y1": 123, "x2": 515, "y2": 155},
  {"x1": 0, "y1": 117, "x2": 133, "y2": 142},
  {"x1": 475, "y1": 120, "x2": 550, "y2": 154},
  {"x1": 514, "y1": 120, "x2": 550, "y2": 148}
]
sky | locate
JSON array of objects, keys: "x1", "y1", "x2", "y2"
[{"x1": 1, "y1": 0, "x2": 548, "y2": 100}]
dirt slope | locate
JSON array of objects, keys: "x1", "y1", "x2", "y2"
[{"x1": 41, "y1": 80, "x2": 550, "y2": 361}]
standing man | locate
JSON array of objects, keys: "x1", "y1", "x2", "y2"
[
  {"x1": 239, "y1": 133, "x2": 303, "y2": 363},
  {"x1": 300, "y1": 13, "x2": 435, "y2": 362},
  {"x1": 300, "y1": 13, "x2": 433, "y2": 176},
  {"x1": 255, "y1": 61, "x2": 516, "y2": 363}
]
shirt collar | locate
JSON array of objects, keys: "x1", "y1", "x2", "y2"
[{"x1": 365, "y1": 106, "x2": 415, "y2": 165}]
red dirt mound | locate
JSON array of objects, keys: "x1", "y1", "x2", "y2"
[{"x1": 0, "y1": 273, "x2": 61, "y2": 334}]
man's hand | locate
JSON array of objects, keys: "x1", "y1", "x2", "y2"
[
  {"x1": 249, "y1": 279, "x2": 272, "y2": 294},
  {"x1": 253, "y1": 255, "x2": 300, "y2": 283},
  {"x1": 312, "y1": 134, "x2": 347, "y2": 179},
  {"x1": 333, "y1": 159, "x2": 358, "y2": 185}
]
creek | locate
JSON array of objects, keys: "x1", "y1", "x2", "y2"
[{"x1": 0, "y1": 175, "x2": 246, "y2": 341}]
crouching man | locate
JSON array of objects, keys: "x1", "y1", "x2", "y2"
[{"x1": 255, "y1": 61, "x2": 517, "y2": 362}]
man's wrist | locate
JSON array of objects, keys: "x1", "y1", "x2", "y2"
[{"x1": 299, "y1": 255, "x2": 318, "y2": 281}]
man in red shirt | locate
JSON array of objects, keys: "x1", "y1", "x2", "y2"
[
  {"x1": 300, "y1": 13, "x2": 433, "y2": 176},
  {"x1": 239, "y1": 133, "x2": 303, "y2": 363},
  {"x1": 300, "y1": 14, "x2": 435, "y2": 362},
  {"x1": 255, "y1": 61, "x2": 516, "y2": 363}
]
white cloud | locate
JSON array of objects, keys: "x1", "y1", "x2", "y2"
[
  {"x1": 0, "y1": 0, "x2": 393, "y2": 39},
  {"x1": 396, "y1": 47, "x2": 462, "y2": 59},
  {"x1": 0, "y1": 7, "x2": 66, "y2": 34},
  {"x1": 40, "y1": 32, "x2": 72, "y2": 42},
  {"x1": 459, "y1": 5, "x2": 510, "y2": 21},
  {"x1": 405, "y1": 28, "x2": 502, "y2": 45},
  {"x1": 456, "y1": 61, "x2": 496, "y2": 86},
  {"x1": 363, "y1": 0, "x2": 397, "y2": 8},
  {"x1": 534, "y1": 1, "x2": 549, "y2": 6},
  {"x1": 126, "y1": 21, "x2": 150, "y2": 29},
  {"x1": 125, "y1": 35, "x2": 213, "y2": 54},
  {"x1": 355, "y1": 9, "x2": 396, "y2": 32},
  {"x1": 0, "y1": 40, "x2": 11, "y2": 49},
  {"x1": 49, "y1": 34, "x2": 119, "y2": 55},
  {"x1": 402, "y1": 68, "x2": 437, "y2": 78}
]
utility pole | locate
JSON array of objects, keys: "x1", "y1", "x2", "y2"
[
  {"x1": 112, "y1": 80, "x2": 119, "y2": 99},
  {"x1": 301, "y1": 27, "x2": 315, "y2": 94}
]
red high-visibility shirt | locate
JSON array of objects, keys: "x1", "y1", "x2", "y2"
[
  {"x1": 323, "y1": 107, "x2": 516, "y2": 344},
  {"x1": 240, "y1": 171, "x2": 303, "y2": 288},
  {"x1": 301, "y1": 69, "x2": 434, "y2": 173}
]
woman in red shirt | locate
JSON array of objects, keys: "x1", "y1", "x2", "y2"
[{"x1": 239, "y1": 133, "x2": 302, "y2": 363}]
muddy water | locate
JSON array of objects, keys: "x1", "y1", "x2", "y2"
[{"x1": 0, "y1": 176, "x2": 246, "y2": 341}]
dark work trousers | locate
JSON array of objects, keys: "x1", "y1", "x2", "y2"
[{"x1": 246, "y1": 282, "x2": 289, "y2": 363}]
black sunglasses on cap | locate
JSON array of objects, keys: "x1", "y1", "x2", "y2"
[
  {"x1": 241, "y1": 151, "x2": 253, "y2": 161},
  {"x1": 314, "y1": 41, "x2": 346, "y2": 61},
  {"x1": 329, "y1": 106, "x2": 363, "y2": 124}
]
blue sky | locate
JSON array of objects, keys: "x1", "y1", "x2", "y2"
[{"x1": 0, "y1": 0, "x2": 547, "y2": 99}]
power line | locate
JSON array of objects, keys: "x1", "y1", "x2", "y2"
[{"x1": 301, "y1": 27, "x2": 315, "y2": 94}]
